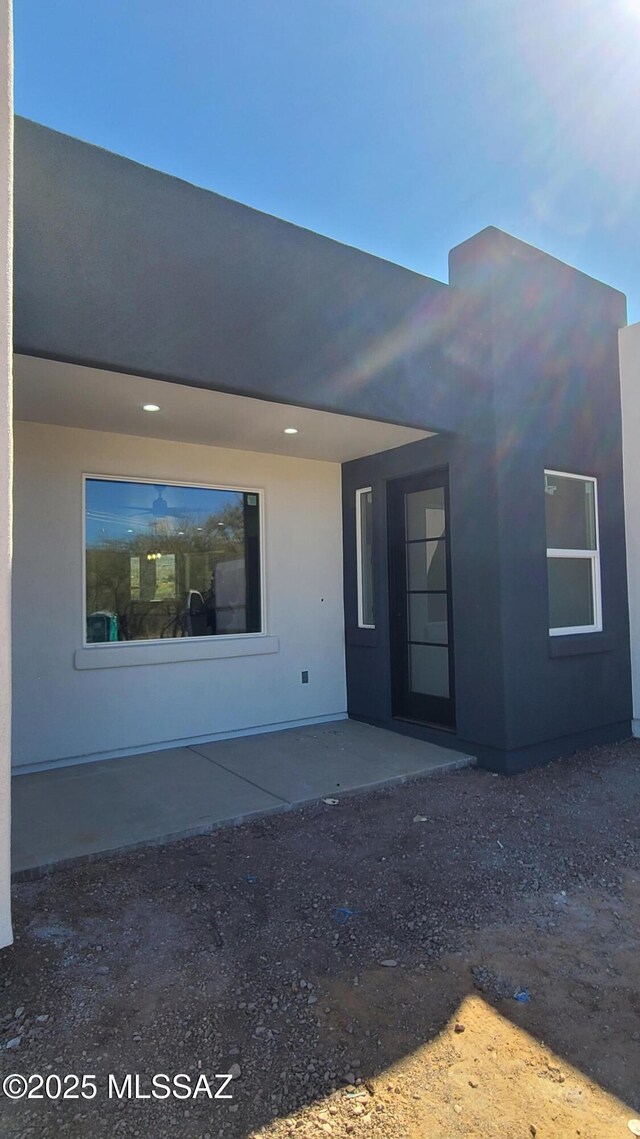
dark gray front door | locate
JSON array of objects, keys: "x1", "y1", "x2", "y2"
[{"x1": 388, "y1": 470, "x2": 455, "y2": 729}]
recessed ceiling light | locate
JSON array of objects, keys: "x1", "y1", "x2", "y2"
[
  {"x1": 283, "y1": 427, "x2": 298, "y2": 435},
  {"x1": 142, "y1": 403, "x2": 161, "y2": 412}
]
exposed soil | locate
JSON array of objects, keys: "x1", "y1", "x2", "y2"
[{"x1": 1, "y1": 739, "x2": 639, "y2": 1139}]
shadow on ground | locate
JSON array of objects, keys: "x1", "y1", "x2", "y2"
[{"x1": 1, "y1": 739, "x2": 639, "y2": 1138}]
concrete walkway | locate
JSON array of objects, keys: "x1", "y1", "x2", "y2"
[{"x1": 11, "y1": 720, "x2": 474, "y2": 876}]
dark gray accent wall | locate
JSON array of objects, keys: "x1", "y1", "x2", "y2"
[
  {"x1": 450, "y1": 228, "x2": 631, "y2": 764},
  {"x1": 344, "y1": 229, "x2": 631, "y2": 773},
  {"x1": 343, "y1": 430, "x2": 508, "y2": 755},
  {"x1": 14, "y1": 117, "x2": 485, "y2": 434}
]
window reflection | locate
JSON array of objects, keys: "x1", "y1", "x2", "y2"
[
  {"x1": 85, "y1": 479, "x2": 261, "y2": 642},
  {"x1": 357, "y1": 488, "x2": 374, "y2": 627}
]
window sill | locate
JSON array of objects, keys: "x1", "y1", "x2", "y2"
[
  {"x1": 548, "y1": 632, "x2": 614, "y2": 658},
  {"x1": 74, "y1": 635, "x2": 280, "y2": 670}
]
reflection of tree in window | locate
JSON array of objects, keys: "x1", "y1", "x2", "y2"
[{"x1": 85, "y1": 481, "x2": 260, "y2": 641}]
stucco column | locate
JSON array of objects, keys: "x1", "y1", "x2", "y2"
[
  {"x1": 0, "y1": 0, "x2": 13, "y2": 949},
  {"x1": 619, "y1": 323, "x2": 640, "y2": 735}
]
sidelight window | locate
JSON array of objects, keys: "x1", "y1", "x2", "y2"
[{"x1": 356, "y1": 487, "x2": 375, "y2": 628}]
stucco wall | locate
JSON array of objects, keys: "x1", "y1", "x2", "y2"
[
  {"x1": 0, "y1": 0, "x2": 13, "y2": 946},
  {"x1": 619, "y1": 322, "x2": 640, "y2": 731},
  {"x1": 344, "y1": 232, "x2": 631, "y2": 773},
  {"x1": 12, "y1": 420, "x2": 346, "y2": 770},
  {"x1": 13, "y1": 118, "x2": 486, "y2": 437},
  {"x1": 449, "y1": 229, "x2": 631, "y2": 769}
]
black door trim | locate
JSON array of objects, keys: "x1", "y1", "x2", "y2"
[{"x1": 388, "y1": 468, "x2": 456, "y2": 730}]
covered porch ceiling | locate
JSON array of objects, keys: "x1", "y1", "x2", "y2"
[{"x1": 13, "y1": 355, "x2": 434, "y2": 463}]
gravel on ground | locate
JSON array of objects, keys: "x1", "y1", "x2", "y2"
[{"x1": 1, "y1": 738, "x2": 639, "y2": 1138}]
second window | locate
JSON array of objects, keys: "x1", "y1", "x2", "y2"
[{"x1": 544, "y1": 470, "x2": 601, "y2": 636}]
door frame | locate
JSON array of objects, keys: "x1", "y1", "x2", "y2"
[{"x1": 388, "y1": 467, "x2": 456, "y2": 730}]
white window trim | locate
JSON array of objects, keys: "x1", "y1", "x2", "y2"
[
  {"x1": 82, "y1": 473, "x2": 267, "y2": 650},
  {"x1": 355, "y1": 486, "x2": 375, "y2": 630},
  {"x1": 545, "y1": 469, "x2": 602, "y2": 636}
]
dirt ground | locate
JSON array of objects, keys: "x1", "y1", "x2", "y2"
[{"x1": 1, "y1": 738, "x2": 639, "y2": 1139}]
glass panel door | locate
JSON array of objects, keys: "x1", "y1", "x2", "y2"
[{"x1": 388, "y1": 471, "x2": 455, "y2": 728}]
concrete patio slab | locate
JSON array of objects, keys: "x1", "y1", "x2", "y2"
[
  {"x1": 12, "y1": 746, "x2": 285, "y2": 875},
  {"x1": 191, "y1": 720, "x2": 472, "y2": 803},
  {"x1": 12, "y1": 720, "x2": 474, "y2": 876}
]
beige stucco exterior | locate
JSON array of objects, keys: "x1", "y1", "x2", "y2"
[{"x1": 12, "y1": 420, "x2": 347, "y2": 770}]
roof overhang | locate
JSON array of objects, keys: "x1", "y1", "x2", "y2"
[
  {"x1": 13, "y1": 355, "x2": 434, "y2": 463},
  {"x1": 13, "y1": 118, "x2": 481, "y2": 437}
]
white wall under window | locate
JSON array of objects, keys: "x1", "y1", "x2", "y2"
[{"x1": 12, "y1": 421, "x2": 347, "y2": 770}]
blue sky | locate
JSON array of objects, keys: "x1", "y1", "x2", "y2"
[
  {"x1": 85, "y1": 479, "x2": 242, "y2": 544},
  {"x1": 14, "y1": 0, "x2": 640, "y2": 319}
]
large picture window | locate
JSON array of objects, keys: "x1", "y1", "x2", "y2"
[
  {"x1": 85, "y1": 477, "x2": 262, "y2": 643},
  {"x1": 544, "y1": 470, "x2": 602, "y2": 636}
]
